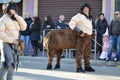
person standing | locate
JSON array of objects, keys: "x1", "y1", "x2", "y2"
[
  {"x1": 42, "y1": 15, "x2": 55, "y2": 30},
  {"x1": 30, "y1": 17, "x2": 41, "y2": 56},
  {"x1": 69, "y1": 3, "x2": 95, "y2": 72},
  {"x1": 0, "y1": 1, "x2": 26, "y2": 80},
  {"x1": 20, "y1": 13, "x2": 33, "y2": 56},
  {"x1": 41, "y1": 15, "x2": 55, "y2": 36},
  {"x1": 99, "y1": 28, "x2": 109, "y2": 60},
  {"x1": 106, "y1": 11, "x2": 120, "y2": 62},
  {"x1": 96, "y1": 13, "x2": 109, "y2": 55}
]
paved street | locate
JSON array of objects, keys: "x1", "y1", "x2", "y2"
[
  {"x1": 9, "y1": 56, "x2": 120, "y2": 80},
  {"x1": 0, "y1": 56, "x2": 120, "y2": 80}
]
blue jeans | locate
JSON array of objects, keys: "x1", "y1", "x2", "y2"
[
  {"x1": 20, "y1": 35, "x2": 30, "y2": 55},
  {"x1": 107, "y1": 35, "x2": 120, "y2": 59}
]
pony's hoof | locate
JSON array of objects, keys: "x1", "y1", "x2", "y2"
[
  {"x1": 54, "y1": 64, "x2": 60, "y2": 69},
  {"x1": 85, "y1": 66, "x2": 95, "y2": 72},
  {"x1": 76, "y1": 68, "x2": 85, "y2": 73},
  {"x1": 47, "y1": 63, "x2": 52, "y2": 70}
]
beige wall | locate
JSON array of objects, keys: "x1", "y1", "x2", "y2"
[
  {"x1": 34, "y1": 0, "x2": 38, "y2": 16},
  {"x1": 110, "y1": 0, "x2": 115, "y2": 20},
  {"x1": 22, "y1": 0, "x2": 38, "y2": 18},
  {"x1": 22, "y1": 0, "x2": 26, "y2": 18},
  {"x1": 102, "y1": 0, "x2": 115, "y2": 22}
]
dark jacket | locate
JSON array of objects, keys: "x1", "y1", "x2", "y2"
[
  {"x1": 96, "y1": 20, "x2": 108, "y2": 36},
  {"x1": 55, "y1": 21, "x2": 68, "y2": 29},
  {"x1": 41, "y1": 21, "x2": 55, "y2": 36},
  {"x1": 109, "y1": 19, "x2": 120, "y2": 36},
  {"x1": 30, "y1": 24, "x2": 41, "y2": 40},
  {"x1": 20, "y1": 17, "x2": 33, "y2": 35},
  {"x1": 42, "y1": 21, "x2": 55, "y2": 30}
]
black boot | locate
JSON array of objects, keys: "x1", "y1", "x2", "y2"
[
  {"x1": 47, "y1": 63, "x2": 52, "y2": 70},
  {"x1": 54, "y1": 64, "x2": 60, "y2": 69},
  {"x1": 32, "y1": 51, "x2": 38, "y2": 57},
  {"x1": 85, "y1": 66, "x2": 95, "y2": 72},
  {"x1": 76, "y1": 67, "x2": 85, "y2": 73},
  {"x1": 32, "y1": 53, "x2": 37, "y2": 57}
]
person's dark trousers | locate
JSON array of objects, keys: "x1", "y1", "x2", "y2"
[
  {"x1": 31, "y1": 40, "x2": 39, "y2": 56},
  {"x1": 97, "y1": 37, "x2": 102, "y2": 54}
]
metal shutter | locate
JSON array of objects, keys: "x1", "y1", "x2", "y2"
[{"x1": 38, "y1": 0, "x2": 102, "y2": 23}]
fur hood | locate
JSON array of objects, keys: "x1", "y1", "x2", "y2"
[{"x1": 2, "y1": 2, "x2": 17, "y2": 14}]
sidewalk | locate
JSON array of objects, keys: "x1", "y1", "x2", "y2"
[{"x1": 19, "y1": 56, "x2": 120, "y2": 67}]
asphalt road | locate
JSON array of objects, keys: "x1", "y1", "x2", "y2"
[{"x1": 10, "y1": 56, "x2": 120, "y2": 80}]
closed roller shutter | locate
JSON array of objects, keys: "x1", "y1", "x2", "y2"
[{"x1": 38, "y1": 0, "x2": 102, "y2": 23}]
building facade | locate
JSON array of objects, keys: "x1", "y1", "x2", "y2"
[
  {"x1": 23, "y1": 0, "x2": 102, "y2": 22},
  {"x1": 22, "y1": 0, "x2": 119, "y2": 24},
  {"x1": 0, "y1": 0, "x2": 119, "y2": 24}
]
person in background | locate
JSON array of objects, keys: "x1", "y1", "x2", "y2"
[
  {"x1": 106, "y1": 11, "x2": 120, "y2": 62},
  {"x1": 42, "y1": 15, "x2": 55, "y2": 29},
  {"x1": 30, "y1": 17, "x2": 41, "y2": 56},
  {"x1": 0, "y1": 1, "x2": 26, "y2": 80},
  {"x1": 20, "y1": 13, "x2": 33, "y2": 56},
  {"x1": 96, "y1": 13, "x2": 109, "y2": 55},
  {"x1": 55, "y1": 15, "x2": 68, "y2": 29},
  {"x1": 55, "y1": 15, "x2": 68, "y2": 58},
  {"x1": 41, "y1": 15, "x2": 55, "y2": 36},
  {"x1": 99, "y1": 28, "x2": 109, "y2": 60},
  {"x1": 99, "y1": 28, "x2": 116, "y2": 60}
]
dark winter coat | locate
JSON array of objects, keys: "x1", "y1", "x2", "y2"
[
  {"x1": 20, "y1": 17, "x2": 33, "y2": 35},
  {"x1": 96, "y1": 20, "x2": 108, "y2": 36},
  {"x1": 42, "y1": 21, "x2": 55, "y2": 30},
  {"x1": 41, "y1": 21, "x2": 55, "y2": 36},
  {"x1": 30, "y1": 24, "x2": 41, "y2": 40},
  {"x1": 55, "y1": 21, "x2": 68, "y2": 29},
  {"x1": 109, "y1": 19, "x2": 120, "y2": 36}
]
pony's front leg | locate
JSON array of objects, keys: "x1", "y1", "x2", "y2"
[
  {"x1": 54, "y1": 50, "x2": 62, "y2": 69},
  {"x1": 47, "y1": 49, "x2": 55, "y2": 70}
]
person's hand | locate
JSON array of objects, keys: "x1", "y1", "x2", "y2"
[
  {"x1": 57, "y1": 26, "x2": 61, "y2": 29},
  {"x1": 79, "y1": 31, "x2": 85, "y2": 37},
  {"x1": 10, "y1": 9, "x2": 19, "y2": 17},
  {"x1": 13, "y1": 39, "x2": 19, "y2": 45},
  {"x1": 46, "y1": 25, "x2": 51, "y2": 28},
  {"x1": 14, "y1": 13, "x2": 19, "y2": 18},
  {"x1": 91, "y1": 32, "x2": 96, "y2": 38},
  {"x1": 10, "y1": 9, "x2": 16, "y2": 15},
  {"x1": 80, "y1": 33, "x2": 85, "y2": 37}
]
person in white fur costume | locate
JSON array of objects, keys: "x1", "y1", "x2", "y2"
[{"x1": 99, "y1": 28, "x2": 116, "y2": 60}]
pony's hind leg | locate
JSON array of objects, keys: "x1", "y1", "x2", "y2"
[
  {"x1": 47, "y1": 49, "x2": 55, "y2": 70},
  {"x1": 54, "y1": 50, "x2": 62, "y2": 69}
]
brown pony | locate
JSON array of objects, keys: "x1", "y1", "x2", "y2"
[{"x1": 43, "y1": 27, "x2": 94, "y2": 72}]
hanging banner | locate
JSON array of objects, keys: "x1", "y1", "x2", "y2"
[{"x1": 0, "y1": 0, "x2": 21, "y2": 3}]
